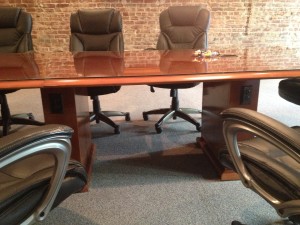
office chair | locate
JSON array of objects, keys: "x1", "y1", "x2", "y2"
[
  {"x1": 220, "y1": 107, "x2": 300, "y2": 225},
  {"x1": 142, "y1": 6, "x2": 210, "y2": 133},
  {"x1": 70, "y1": 9, "x2": 130, "y2": 134},
  {"x1": 278, "y1": 78, "x2": 300, "y2": 106},
  {"x1": 0, "y1": 7, "x2": 44, "y2": 136},
  {"x1": 0, "y1": 124, "x2": 87, "y2": 225}
]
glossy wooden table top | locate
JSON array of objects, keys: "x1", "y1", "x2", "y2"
[{"x1": 1, "y1": 47, "x2": 300, "y2": 89}]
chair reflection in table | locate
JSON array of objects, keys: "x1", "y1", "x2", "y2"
[
  {"x1": 73, "y1": 51, "x2": 130, "y2": 134},
  {"x1": 0, "y1": 53, "x2": 44, "y2": 136}
]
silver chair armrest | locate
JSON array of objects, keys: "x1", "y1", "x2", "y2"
[
  {"x1": 221, "y1": 107, "x2": 300, "y2": 218},
  {"x1": 221, "y1": 107, "x2": 300, "y2": 157},
  {"x1": 0, "y1": 124, "x2": 73, "y2": 224}
]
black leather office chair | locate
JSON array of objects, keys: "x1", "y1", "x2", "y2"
[
  {"x1": 0, "y1": 7, "x2": 44, "y2": 136},
  {"x1": 70, "y1": 9, "x2": 130, "y2": 134},
  {"x1": 0, "y1": 124, "x2": 87, "y2": 225},
  {"x1": 278, "y1": 78, "x2": 300, "y2": 106},
  {"x1": 220, "y1": 107, "x2": 300, "y2": 225},
  {"x1": 143, "y1": 6, "x2": 210, "y2": 133}
]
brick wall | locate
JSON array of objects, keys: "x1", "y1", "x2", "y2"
[{"x1": 1, "y1": 0, "x2": 300, "y2": 52}]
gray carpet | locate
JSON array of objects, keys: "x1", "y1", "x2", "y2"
[
  {"x1": 42, "y1": 120, "x2": 284, "y2": 225},
  {"x1": 6, "y1": 80, "x2": 300, "y2": 225}
]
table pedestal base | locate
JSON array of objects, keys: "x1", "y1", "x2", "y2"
[
  {"x1": 197, "y1": 137, "x2": 239, "y2": 180},
  {"x1": 41, "y1": 87, "x2": 95, "y2": 188},
  {"x1": 201, "y1": 80, "x2": 260, "y2": 180}
]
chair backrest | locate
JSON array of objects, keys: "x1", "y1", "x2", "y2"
[
  {"x1": 278, "y1": 78, "x2": 300, "y2": 105},
  {"x1": 156, "y1": 6, "x2": 210, "y2": 50},
  {"x1": 0, "y1": 7, "x2": 33, "y2": 53},
  {"x1": 70, "y1": 9, "x2": 124, "y2": 52}
]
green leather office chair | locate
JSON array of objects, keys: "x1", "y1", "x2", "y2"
[
  {"x1": 0, "y1": 7, "x2": 44, "y2": 136},
  {"x1": 70, "y1": 9, "x2": 130, "y2": 134},
  {"x1": 0, "y1": 124, "x2": 87, "y2": 225},
  {"x1": 143, "y1": 6, "x2": 210, "y2": 133}
]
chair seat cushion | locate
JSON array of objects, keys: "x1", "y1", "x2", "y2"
[
  {"x1": 87, "y1": 86, "x2": 121, "y2": 96},
  {"x1": 279, "y1": 78, "x2": 300, "y2": 105},
  {"x1": 0, "y1": 89, "x2": 18, "y2": 95},
  {"x1": 219, "y1": 126, "x2": 300, "y2": 202},
  {"x1": 151, "y1": 82, "x2": 199, "y2": 89}
]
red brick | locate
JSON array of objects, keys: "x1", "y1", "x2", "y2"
[{"x1": 0, "y1": 1, "x2": 299, "y2": 52}]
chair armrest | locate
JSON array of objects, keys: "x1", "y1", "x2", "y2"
[
  {"x1": 0, "y1": 124, "x2": 73, "y2": 224},
  {"x1": 221, "y1": 108, "x2": 300, "y2": 218},
  {"x1": 221, "y1": 107, "x2": 300, "y2": 156},
  {"x1": 0, "y1": 124, "x2": 73, "y2": 158},
  {"x1": 220, "y1": 108, "x2": 300, "y2": 210}
]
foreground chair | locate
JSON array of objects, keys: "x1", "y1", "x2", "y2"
[
  {"x1": 70, "y1": 9, "x2": 130, "y2": 134},
  {"x1": 142, "y1": 6, "x2": 210, "y2": 133},
  {"x1": 220, "y1": 107, "x2": 300, "y2": 225},
  {"x1": 0, "y1": 124, "x2": 87, "y2": 225},
  {"x1": 0, "y1": 7, "x2": 44, "y2": 136}
]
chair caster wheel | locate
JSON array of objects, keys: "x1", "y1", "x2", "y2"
[
  {"x1": 196, "y1": 124, "x2": 201, "y2": 132},
  {"x1": 114, "y1": 126, "x2": 120, "y2": 134},
  {"x1": 143, "y1": 112, "x2": 148, "y2": 121},
  {"x1": 155, "y1": 125, "x2": 162, "y2": 134},
  {"x1": 125, "y1": 113, "x2": 130, "y2": 121}
]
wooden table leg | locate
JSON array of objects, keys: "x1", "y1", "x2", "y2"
[
  {"x1": 199, "y1": 80, "x2": 260, "y2": 180},
  {"x1": 40, "y1": 87, "x2": 95, "y2": 186}
]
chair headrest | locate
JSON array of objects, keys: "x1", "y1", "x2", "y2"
[
  {"x1": 0, "y1": 7, "x2": 21, "y2": 28},
  {"x1": 160, "y1": 6, "x2": 210, "y2": 32},
  {"x1": 157, "y1": 6, "x2": 210, "y2": 50},
  {"x1": 0, "y1": 7, "x2": 32, "y2": 53},
  {"x1": 71, "y1": 9, "x2": 122, "y2": 35}
]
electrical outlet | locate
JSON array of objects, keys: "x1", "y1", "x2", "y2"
[
  {"x1": 240, "y1": 85, "x2": 252, "y2": 105},
  {"x1": 49, "y1": 93, "x2": 63, "y2": 113}
]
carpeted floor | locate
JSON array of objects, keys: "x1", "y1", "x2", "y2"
[
  {"x1": 5, "y1": 80, "x2": 300, "y2": 225},
  {"x1": 42, "y1": 120, "x2": 285, "y2": 225}
]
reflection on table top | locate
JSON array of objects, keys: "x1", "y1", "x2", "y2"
[{"x1": 1, "y1": 47, "x2": 300, "y2": 89}]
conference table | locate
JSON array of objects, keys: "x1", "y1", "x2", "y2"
[{"x1": 1, "y1": 47, "x2": 300, "y2": 182}]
